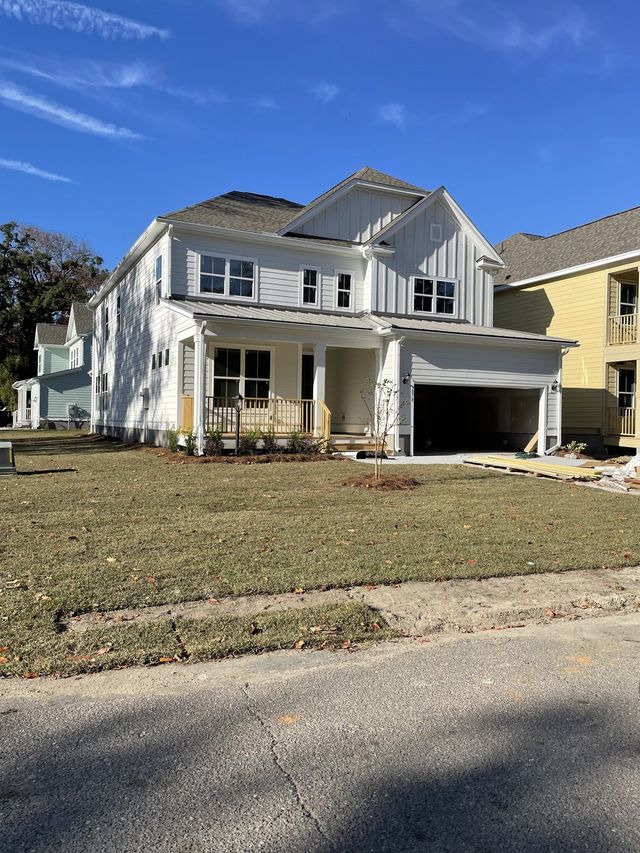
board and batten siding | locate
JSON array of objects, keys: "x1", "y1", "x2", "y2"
[
  {"x1": 372, "y1": 200, "x2": 494, "y2": 326},
  {"x1": 94, "y1": 231, "x2": 193, "y2": 435},
  {"x1": 494, "y1": 266, "x2": 611, "y2": 436},
  {"x1": 296, "y1": 187, "x2": 418, "y2": 243},
  {"x1": 170, "y1": 230, "x2": 366, "y2": 313},
  {"x1": 400, "y1": 338, "x2": 560, "y2": 438}
]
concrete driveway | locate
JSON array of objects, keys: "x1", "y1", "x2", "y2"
[{"x1": 1, "y1": 614, "x2": 639, "y2": 852}]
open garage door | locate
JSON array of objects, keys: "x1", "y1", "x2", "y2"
[{"x1": 413, "y1": 384, "x2": 540, "y2": 453}]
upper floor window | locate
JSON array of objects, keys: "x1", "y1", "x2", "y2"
[
  {"x1": 413, "y1": 277, "x2": 456, "y2": 315},
  {"x1": 116, "y1": 292, "x2": 121, "y2": 331},
  {"x1": 104, "y1": 304, "x2": 110, "y2": 339},
  {"x1": 620, "y1": 282, "x2": 637, "y2": 316},
  {"x1": 619, "y1": 367, "x2": 636, "y2": 409},
  {"x1": 336, "y1": 272, "x2": 352, "y2": 310},
  {"x1": 69, "y1": 344, "x2": 82, "y2": 369},
  {"x1": 301, "y1": 267, "x2": 319, "y2": 306},
  {"x1": 155, "y1": 255, "x2": 163, "y2": 304},
  {"x1": 199, "y1": 254, "x2": 255, "y2": 299},
  {"x1": 38, "y1": 351, "x2": 43, "y2": 374}
]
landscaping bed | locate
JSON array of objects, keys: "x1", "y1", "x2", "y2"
[{"x1": 2, "y1": 433, "x2": 640, "y2": 677}]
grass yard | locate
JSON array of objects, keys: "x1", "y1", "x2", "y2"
[{"x1": 2, "y1": 431, "x2": 639, "y2": 677}]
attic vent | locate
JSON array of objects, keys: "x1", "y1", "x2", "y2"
[{"x1": 430, "y1": 223, "x2": 442, "y2": 243}]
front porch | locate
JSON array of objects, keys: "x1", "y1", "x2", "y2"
[
  {"x1": 176, "y1": 323, "x2": 383, "y2": 453},
  {"x1": 605, "y1": 360, "x2": 639, "y2": 448}
]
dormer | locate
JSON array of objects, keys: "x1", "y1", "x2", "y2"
[
  {"x1": 278, "y1": 167, "x2": 429, "y2": 244},
  {"x1": 65, "y1": 302, "x2": 94, "y2": 370}
]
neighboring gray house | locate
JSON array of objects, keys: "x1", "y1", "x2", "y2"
[
  {"x1": 89, "y1": 167, "x2": 574, "y2": 455},
  {"x1": 13, "y1": 302, "x2": 94, "y2": 429}
]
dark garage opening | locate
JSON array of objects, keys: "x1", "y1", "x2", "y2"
[{"x1": 413, "y1": 384, "x2": 540, "y2": 453}]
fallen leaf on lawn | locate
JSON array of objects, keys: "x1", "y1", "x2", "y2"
[
  {"x1": 145, "y1": 575, "x2": 155, "y2": 584},
  {"x1": 249, "y1": 622, "x2": 262, "y2": 635},
  {"x1": 34, "y1": 593, "x2": 50, "y2": 602},
  {"x1": 342, "y1": 639, "x2": 351, "y2": 649},
  {"x1": 0, "y1": 646, "x2": 8, "y2": 653},
  {"x1": 293, "y1": 587, "x2": 304, "y2": 594},
  {"x1": 0, "y1": 657, "x2": 7, "y2": 665},
  {"x1": 463, "y1": 524, "x2": 472, "y2": 529},
  {"x1": 371, "y1": 622, "x2": 381, "y2": 631},
  {"x1": 95, "y1": 644, "x2": 113, "y2": 656},
  {"x1": 207, "y1": 598, "x2": 220, "y2": 605},
  {"x1": 158, "y1": 656, "x2": 174, "y2": 663},
  {"x1": 294, "y1": 639, "x2": 305, "y2": 649},
  {"x1": 275, "y1": 713, "x2": 299, "y2": 725},
  {"x1": 23, "y1": 672, "x2": 38, "y2": 679},
  {"x1": 467, "y1": 559, "x2": 477, "y2": 565},
  {"x1": 106, "y1": 557, "x2": 117, "y2": 564},
  {"x1": 309, "y1": 625, "x2": 323, "y2": 634}
]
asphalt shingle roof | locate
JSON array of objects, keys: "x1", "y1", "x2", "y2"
[
  {"x1": 494, "y1": 205, "x2": 640, "y2": 285},
  {"x1": 35, "y1": 323, "x2": 68, "y2": 346},
  {"x1": 71, "y1": 302, "x2": 93, "y2": 336},
  {"x1": 159, "y1": 167, "x2": 429, "y2": 240}
]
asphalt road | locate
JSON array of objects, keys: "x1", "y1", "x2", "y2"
[{"x1": 2, "y1": 614, "x2": 639, "y2": 853}]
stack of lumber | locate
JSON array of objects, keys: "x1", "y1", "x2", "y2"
[{"x1": 463, "y1": 454, "x2": 602, "y2": 482}]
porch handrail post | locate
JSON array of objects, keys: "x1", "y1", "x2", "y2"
[
  {"x1": 193, "y1": 322, "x2": 207, "y2": 454},
  {"x1": 313, "y1": 343, "x2": 326, "y2": 433}
]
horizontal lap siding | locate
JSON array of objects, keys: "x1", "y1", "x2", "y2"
[
  {"x1": 297, "y1": 188, "x2": 415, "y2": 243},
  {"x1": 171, "y1": 230, "x2": 366, "y2": 312},
  {"x1": 373, "y1": 201, "x2": 494, "y2": 326},
  {"x1": 495, "y1": 268, "x2": 609, "y2": 435},
  {"x1": 41, "y1": 372, "x2": 92, "y2": 420}
]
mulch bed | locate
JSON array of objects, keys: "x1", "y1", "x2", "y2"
[
  {"x1": 342, "y1": 473, "x2": 421, "y2": 491},
  {"x1": 147, "y1": 448, "x2": 346, "y2": 465}
]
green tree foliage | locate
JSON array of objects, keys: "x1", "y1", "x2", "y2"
[{"x1": 0, "y1": 222, "x2": 107, "y2": 409}]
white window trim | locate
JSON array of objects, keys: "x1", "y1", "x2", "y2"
[
  {"x1": 209, "y1": 343, "x2": 275, "y2": 399},
  {"x1": 333, "y1": 268, "x2": 355, "y2": 312},
  {"x1": 69, "y1": 343, "x2": 82, "y2": 370},
  {"x1": 299, "y1": 264, "x2": 321, "y2": 308},
  {"x1": 430, "y1": 223, "x2": 443, "y2": 242},
  {"x1": 197, "y1": 253, "x2": 259, "y2": 303},
  {"x1": 411, "y1": 275, "x2": 458, "y2": 317}
]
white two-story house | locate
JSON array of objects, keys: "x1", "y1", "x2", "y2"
[
  {"x1": 12, "y1": 302, "x2": 94, "y2": 429},
  {"x1": 89, "y1": 167, "x2": 574, "y2": 455}
]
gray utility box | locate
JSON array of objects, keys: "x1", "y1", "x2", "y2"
[{"x1": 0, "y1": 442, "x2": 16, "y2": 475}]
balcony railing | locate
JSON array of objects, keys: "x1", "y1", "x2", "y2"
[
  {"x1": 181, "y1": 396, "x2": 331, "y2": 442},
  {"x1": 607, "y1": 406, "x2": 636, "y2": 437},
  {"x1": 607, "y1": 313, "x2": 638, "y2": 345}
]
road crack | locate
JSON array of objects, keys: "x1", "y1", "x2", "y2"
[{"x1": 241, "y1": 683, "x2": 333, "y2": 849}]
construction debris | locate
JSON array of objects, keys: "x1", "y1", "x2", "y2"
[{"x1": 463, "y1": 454, "x2": 602, "y2": 481}]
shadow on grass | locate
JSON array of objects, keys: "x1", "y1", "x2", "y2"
[
  {"x1": 17, "y1": 467, "x2": 78, "y2": 476},
  {"x1": 1, "y1": 695, "x2": 636, "y2": 852},
  {"x1": 11, "y1": 434, "x2": 143, "y2": 457}
]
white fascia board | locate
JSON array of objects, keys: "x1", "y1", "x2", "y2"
[
  {"x1": 275, "y1": 178, "x2": 426, "y2": 237},
  {"x1": 367, "y1": 187, "x2": 505, "y2": 268},
  {"x1": 494, "y1": 248, "x2": 640, "y2": 291},
  {"x1": 157, "y1": 218, "x2": 360, "y2": 258},
  {"x1": 88, "y1": 218, "x2": 167, "y2": 308},
  {"x1": 390, "y1": 327, "x2": 577, "y2": 349}
]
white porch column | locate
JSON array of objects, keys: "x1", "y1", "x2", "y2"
[
  {"x1": 537, "y1": 385, "x2": 549, "y2": 456},
  {"x1": 193, "y1": 322, "x2": 207, "y2": 454},
  {"x1": 313, "y1": 343, "x2": 326, "y2": 433},
  {"x1": 394, "y1": 336, "x2": 405, "y2": 455}
]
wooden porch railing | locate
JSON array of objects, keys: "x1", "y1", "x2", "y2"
[
  {"x1": 607, "y1": 313, "x2": 638, "y2": 345},
  {"x1": 607, "y1": 406, "x2": 636, "y2": 437},
  {"x1": 25, "y1": 407, "x2": 31, "y2": 421},
  {"x1": 181, "y1": 395, "x2": 331, "y2": 442}
]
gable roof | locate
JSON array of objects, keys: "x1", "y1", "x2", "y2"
[
  {"x1": 34, "y1": 323, "x2": 68, "y2": 346},
  {"x1": 494, "y1": 205, "x2": 640, "y2": 286},
  {"x1": 69, "y1": 302, "x2": 93, "y2": 336},
  {"x1": 161, "y1": 191, "x2": 304, "y2": 234}
]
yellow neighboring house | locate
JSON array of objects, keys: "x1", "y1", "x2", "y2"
[{"x1": 494, "y1": 207, "x2": 640, "y2": 453}]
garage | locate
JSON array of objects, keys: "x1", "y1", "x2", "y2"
[{"x1": 412, "y1": 384, "x2": 541, "y2": 453}]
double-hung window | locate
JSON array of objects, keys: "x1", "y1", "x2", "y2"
[
  {"x1": 413, "y1": 277, "x2": 456, "y2": 315},
  {"x1": 155, "y1": 256, "x2": 163, "y2": 303},
  {"x1": 212, "y1": 347, "x2": 271, "y2": 400},
  {"x1": 69, "y1": 344, "x2": 81, "y2": 369},
  {"x1": 301, "y1": 267, "x2": 319, "y2": 306},
  {"x1": 619, "y1": 282, "x2": 638, "y2": 316},
  {"x1": 336, "y1": 272, "x2": 352, "y2": 309},
  {"x1": 104, "y1": 304, "x2": 110, "y2": 339},
  {"x1": 200, "y1": 255, "x2": 255, "y2": 299},
  {"x1": 116, "y1": 292, "x2": 121, "y2": 331},
  {"x1": 619, "y1": 368, "x2": 636, "y2": 409}
]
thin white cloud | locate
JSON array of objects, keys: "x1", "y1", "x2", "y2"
[
  {"x1": 0, "y1": 0, "x2": 168, "y2": 40},
  {"x1": 405, "y1": 0, "x2": 588, "y2": 56},
  {"x1": 217, "y1": 0, "x2": 344, "y2": 25},
  {"x1": 253, "y1": 95, "x2": 279, "y2": 109},
  {"x1": 0, "y1": 157, "x2": 72, "y2": 182},
  {"x1": 442, "y1": 101, "x2": 490, "y2": 127},
  {"x1": 376, "y1": 102, "x2": 407, "y2": 131},
  {"x1": 0, "y1": 80, "x2": 144, "y2": 139},
  {"x1": 310, "y1": 83, "x2": 339, "y2": 104},
  {"x1": 0, "y1": 55, "x2": 227, "y2": 105}
]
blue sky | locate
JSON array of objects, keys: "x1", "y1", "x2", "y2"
[{"x1": 0, "y1": 0, "x2": 636, "y2": 267}]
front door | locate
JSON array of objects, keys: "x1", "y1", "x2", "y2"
[{"x1": 301, "y1": 353, "x2": 314, "y2": 400}]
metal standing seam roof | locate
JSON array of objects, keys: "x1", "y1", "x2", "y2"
[
  {"x1": 34, "y1": 323, "x2": 68, "y2": 346},
  {"x1": 172, "y1": 298, "x2": 575, "y2": 345},
  {"x1": 494, "y1": 204, "x2": 640, "y2": 285}
]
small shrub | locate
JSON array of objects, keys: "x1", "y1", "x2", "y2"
[
  {"x1": 562, "y1": 440, "x2": 588, "y2": 456},
  {"x1": 204, "y1": 428, "x2": 224, "y2": 456},
  {"x1": 166, "y1": 426, "x2": 179, "y2": 453},
  {"x1": 239, "y1": 428, "x2": 261, "y2": 455},
  {"x1": 287, "y1": 431, "x2": 324, "y2": 455},
  {"x1": 261, "y1": 428, "x2": 280, "y2": 454},
  {"x1": 184, "y1": 431, "x2": 197, "y2": 456}
]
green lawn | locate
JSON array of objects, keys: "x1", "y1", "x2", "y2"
[{"x1": 1, "y1": 431, "x2": 638, "y2": 676}]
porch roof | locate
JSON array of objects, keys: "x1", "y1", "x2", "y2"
[
  {"x1": 370, "y1": 314, "x2": 577, "y2": 346},
  {"x1": 169, "y1": 298, "x2": 375, "y2": 331}
]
